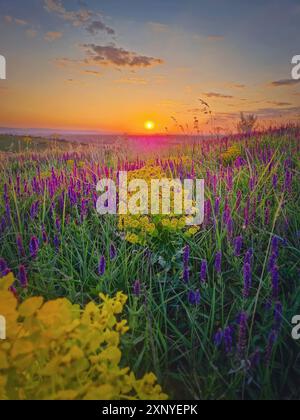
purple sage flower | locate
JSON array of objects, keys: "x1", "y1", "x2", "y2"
[
  {"x1": 18, "y1": 265, "x2": 28, "y2": 289},
  {"x1": 133, "y1": 280, "x2": 141, "y2": 297},
  {"x1": 214, "y1": 329, "x2": 223, "y2": 347},
  {"x1": 98, "y1": 255, "x2": 106, "y2": 276},
  {"x1": 29, "y1": 236, "x2": 39, "y2": 259},
  {"x1": 16, "y1": 235, "x2": 26, "y2": 258},
  {"x1": 200, "y1": 259, "x2": 207, "y2": 283},
  {"x1": 188, "y1": 290, "x2": 201, "y2": 305},
  {"x1": 109, "y1": 244, "x2": 117, "y2": 260},
  {"x1": 234, "y1": 236, "x2": 243, "y2": 257},
  {"x1": 215, "y1": 251, "x2": 222, "y2": 274},
  {"x1": 243, "y1": 263, "x2": 252, "y2": 298}
]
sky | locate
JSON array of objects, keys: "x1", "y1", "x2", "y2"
[{"x1": 0, "y1": 0, "x2": 300, "y2": 134}]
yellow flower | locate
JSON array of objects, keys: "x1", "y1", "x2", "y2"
[{"x1": 0, "y1": 274, "x2": 167, "y2": 401}]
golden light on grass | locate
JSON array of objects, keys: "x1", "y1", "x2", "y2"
[{"x1": 144, "y1": 120, "x2": 155, "y2": 131}]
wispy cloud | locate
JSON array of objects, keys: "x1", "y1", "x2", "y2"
[
  {"x1": 4, "y1": 15, "x2": 28, "y2": 26},
  {"x1": 114, "y1": 77, "x2": 148, "y2": 85},
  {"x1": 267, "y1": 101, "x2": 292, "y2": 107},
  {"x1": 44, "y1": 31, "x2": 63, "y2": 42},
  {"x1": 82, "y1": 44, "x2": 164, "y2": 68},
  {"x1": 86, "y1": 20, "x2": 115, "y2": 36},
  {"x1": 44, "y1": 0, "x2": 92, "y2": 27},
  {"x1": 270, "y1": 79, "x2": 300, "y2": 87},
  {"x1": 204, "y1": 92, "x2": 234, "y2": 99}
]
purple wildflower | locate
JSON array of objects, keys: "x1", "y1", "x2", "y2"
[
  {"x1": 29, "y1": 236, "x2": 39, "y2": 259},
  {"x1": 200, "y1": 259, "x2": 207, "y2": 283},
  {"x1": 271, "y1": 265, "x2": 279, "y2": 299},
  {"x1": 214, "y1": 329, "x2": 223, "y2": 347},
  {"x1": 133, "y1": 280, "x2": 141, "y2": 297},
  {"x1": 18, "y1": 265, "x2": 28, "y2": 289},
  {"x1": 243, "y1": 263, "x2": 252, "y2": 298},
  {"x1": 183, "y1": 245, "x2": 190, "y2": 267},
  {"x1": 183, "y1": 266, "x2": 190, "y2": 283},
  {"x1": 234, "y1": 236, "x2": 243, "y2": 257},
  {"x1": 0, "y1": 258, "x2": 8, "y2": 277},
  {"x1": 53, "y1": 235, "x2": 60, "y2": 252},
  {"x1": 215, "y1": 251, "x2": 222, "y2": 274},
  {"x1": 188, "y1": 290, "x2": 201, "y2": 305},
  {"x1": 98, "y1": 255, "x2": 106, "y2": 276},
  {"x1": 224, "y1": 326, "x2": 234, "y2": 353},
  {"x1": 109, "y1": 244, "x2": 117, "y2": 260},
  {"x1": 16, "y1": 235, "x2": 26, "y2": 258}
]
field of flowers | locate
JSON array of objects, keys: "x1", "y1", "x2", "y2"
[{"x1": 0, "y1": 126, "x2": 300, "y2": 400}]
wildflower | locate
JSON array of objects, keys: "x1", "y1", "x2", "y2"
[
  {"x1": 200, "y1": 259, "x2": 207, "y2": 283},
  {"x1": 215, "y1": 251, "x2": 222, "y2": 274},
  {"x1": 133, "y1": 280, "x2": 141, "y2": 297},
  {"x1": 0, "y1": 258, "x2": 8, "y2": 277},
  {"x1": 109, "y1": 244, "x2": 117, "y2": 260},
  {"x1": 42, "y1": 227, "x2": 48, "y2": 244},
  {"x1": 53, "y1": 235, "x2": 60, "y2": 252},
  {"x1": 29, "y1": 236, "x2": 39, "y2": 259},
  {"x1": 244, "y1": 248, "x2": 253, "y2": 266},
  {"x1": 271, "y1": 265, "x2": 279, "y2": 299},
  {"x1": 55, "y1": 217, "x2": 61, "y2": 231},
  {"x1": 183, "y1": 266, "x2": 190, "y2": 283},
  {"x1": 243, "y1": 262, "x2": 252, "y2": 298},
  {"x1": 183, "y1": 245, "x2": 190, "y2": 267},
  {"x1": 16, "y1": 235, "x2": 26, "y2": 258},
  {"x1": 233, "y1": 236, "x2": 243, "y2": 257},
  {"x1": 224, "y1": 326, "x2": 234, "y2": 353},
  {"x1": 188, "y1": 290, "x2": 200, "y2": 305},
  {"x1": 98, "y1": 255, "x2": 106, "y2": 276},
  {"x1": 18, "y1": 265, "x2": 28, "y2": 288},
  {"x1": 214, "y1": 329, "x2": 223, "y2": 347}
]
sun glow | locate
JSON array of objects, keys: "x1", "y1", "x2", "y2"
[{"x1": 144, "y1": 120, "x2": 155, "y2": 131}]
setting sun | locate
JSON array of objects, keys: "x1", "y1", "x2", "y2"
[{"x1": 144, "y1": 120, "x2": 155, "y2": 131}]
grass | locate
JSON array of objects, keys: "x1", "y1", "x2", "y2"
[{"x1": 0, "y1": 127, "x2": 300, "y2": 400}]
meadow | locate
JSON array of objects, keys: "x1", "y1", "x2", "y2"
[{"x1": 0, "y1": 127, "x2": 299, "y2": 400}]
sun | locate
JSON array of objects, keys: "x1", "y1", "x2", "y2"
[{"x1": 144, "y1": 120, "x2": 155, "y2": 131}]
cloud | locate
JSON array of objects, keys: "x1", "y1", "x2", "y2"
[
  {"x1": 114, "y1": 77, "x2": 148, "y2": 85},
  {"x1": 45, "y1": 31, "x2": 63, "y2": 41},
  {"x1": 86, "y1": 20, "x2": 115, "y2": 36},
  {"x1": 4, "y1": 15, "x2": 28, "y2": 26},
  {"x1": 267, "y1": 101, "x2": 292, "y2": 107},
  {"x1": 44, "y1": 0, "x2": 93, "y2": 26},
  {"x1": 270, "y1": 79, "x2": 300, "y2": 87},
  {"x1": 80, "y1": 69, "x2": 102, "y2": 77},
  {"x1": 204, "y1": 92, "x2": 234, "y2": 99},
  {"x1": 82, "y1": 44, "x2": 164, "y2": 68}
]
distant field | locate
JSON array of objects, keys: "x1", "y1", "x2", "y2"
[{"x1": 0, "y1": 134, "x2": 81, "y2": 152}]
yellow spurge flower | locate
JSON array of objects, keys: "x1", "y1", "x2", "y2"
[{"x1": 0, "y1": 273, "x2": 167, "y2": 401}]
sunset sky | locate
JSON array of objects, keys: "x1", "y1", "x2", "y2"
[{"x1": 0, "y1": 0, "x2": 300, "y2": 134}]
